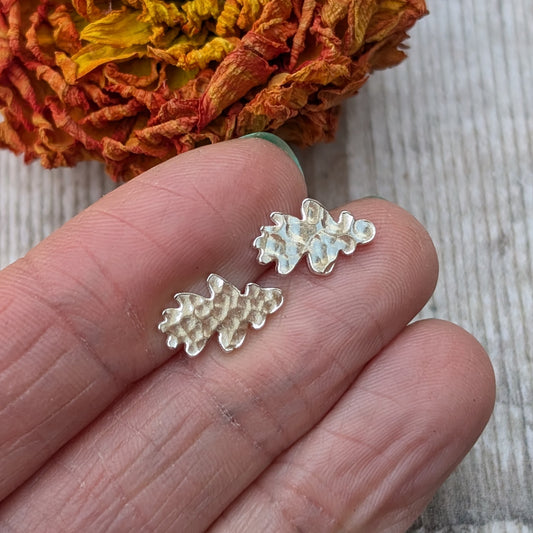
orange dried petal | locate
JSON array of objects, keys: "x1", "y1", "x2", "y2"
[{"x1": 0, "y1": 0, "x2": 427, "y2": 181}]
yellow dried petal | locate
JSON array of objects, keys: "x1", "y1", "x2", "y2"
[
  {"x1": 215, "y1": 0, "x2": 242, "y2": 37},
  {"x1": 80, "y1": 10, "x2": 153, "y2": 47},
  {"x1": 349, "y1": 0, "x2": 378, "y2": 53},
  {"x1": 238, "y1": 0, "x2": 270, "y2": 31},
  {"x1": 72, "y1": 43, "x2": 147, "y2": 79},
  {"x1": 150, "y1": 35, "x2": 236, "y2": 70},
  {"x1": 181, "y1": 0, "x2": 223, "y2": 35},
  {"x1": 55, "y1": 52, "x2": 78, "y2": 84},
  {"x1": 132, "y1": 0, "x2": 184, "y2": 26}
]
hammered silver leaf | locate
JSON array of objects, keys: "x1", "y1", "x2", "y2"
[
  {"x1": 254, "y1": 198, "x2": 376, "y2": 275},
  {"x1": 159, "y1": 274, "x2": 283, "y2": 356}
]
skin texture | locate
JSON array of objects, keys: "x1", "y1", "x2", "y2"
[{"x1": 0, "y1": 137, "x2": 495, "y2": 532}]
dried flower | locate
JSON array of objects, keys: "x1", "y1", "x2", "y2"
[{"x1": 0, "y1": 0, "x2": 427, "y2": 181}]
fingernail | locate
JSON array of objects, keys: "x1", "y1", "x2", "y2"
[
  {"x1": 241, "y1": 132, "x2": 303, "y2": 175},
  {"x1": 362, "y1": 195, "x2": 388, "y2": 201}
]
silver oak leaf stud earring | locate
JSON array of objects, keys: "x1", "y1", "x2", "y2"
[
  {"x1": 254, "y1": 198, "x2": 376, "y2": 275},
  {"x1": 159, "y1": 274, "x2": 283, "y2": 357}
]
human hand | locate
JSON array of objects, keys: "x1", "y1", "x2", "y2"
[{"x1": 0, "y1": 136, "x2": 495, "y2": 532}]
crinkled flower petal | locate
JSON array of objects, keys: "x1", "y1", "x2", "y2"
[{"x1": 0, "y1": 0, "x2": 427, "y2": 180}]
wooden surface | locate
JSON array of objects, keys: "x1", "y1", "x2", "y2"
[{"x1": 1, "y1": 0, "x2": 532, "y2": 530}]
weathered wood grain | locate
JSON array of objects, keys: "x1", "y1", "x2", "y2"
[
  {"x1": 0, "y1": 0, "x2": 532, "y2": 530},
  {"x1": 303, "y1": 1, "x2": 533, "y2": 530}
]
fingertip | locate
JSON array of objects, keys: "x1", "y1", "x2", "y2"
[
  {"x1": 137, "y1": 134, "x2": 307, "y2": 203},
  {"x1": 329, "y1": 198, "x2": 440, "y2": 330},
  {"x1": 372, "y1": 318, "x2": 495, "y2": 435},
  {"x1": 412, "y1": 319, "x2": 496, "y2": 428},
  {"x1": 349, "y1": 198, "x2": 440, "y2": 292},
  {"x1": 240, "y1": 132, "x2": 305, "y2": 176},
  {"x1": 340, "y1": 318, "x2": 495, "y2": 531}
]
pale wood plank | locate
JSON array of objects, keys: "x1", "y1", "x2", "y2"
[{"x1": 0, "y1": 159, "x2": 115, "y2": 268}]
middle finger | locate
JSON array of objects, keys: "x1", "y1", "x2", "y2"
[{"x1": 0, "y1": 199, "x2": 438, "y2": 532}]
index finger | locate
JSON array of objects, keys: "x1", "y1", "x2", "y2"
[{"x1": 0, "y1": 136, "x2": 306, "y2": 501}]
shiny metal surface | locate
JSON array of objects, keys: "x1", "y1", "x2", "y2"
[
  {"x1": 159, "y1": 274, "x2": 283, "y2": 357},
  {"x1": 254, "y1": 198, "x2": 375, "y2": 275}
]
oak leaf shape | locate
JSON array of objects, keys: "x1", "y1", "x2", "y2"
[
  {"x1": 159, "y1": 274, "x2": 283, "y2": 356},
  {"x1": 254, "y1": 198, "x2": 376, "y2": 275}
]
